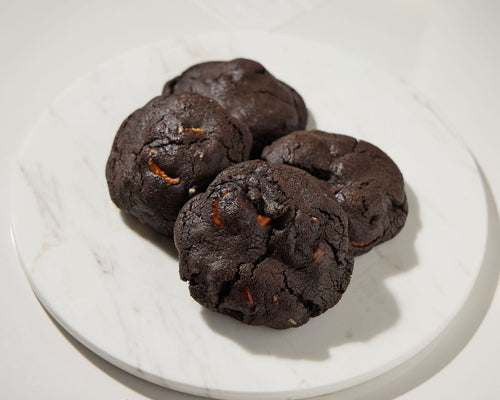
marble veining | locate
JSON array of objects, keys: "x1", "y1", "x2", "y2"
[{"x1": 10, "y1": 33, "x2": 487, "y2": 400}]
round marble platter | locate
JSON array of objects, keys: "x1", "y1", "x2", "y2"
[{"x1": 11, "y1": 33, "x2": 487, "y2": 400}]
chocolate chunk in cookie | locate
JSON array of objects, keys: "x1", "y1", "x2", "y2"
[
  {"x1": 174, "y1": 160, "x2": 353, "y2": 329},
  {"x1": 105, "y1": 93, "x2": 252, "y2": 236},
  {"x1": 262, "y1": 130, "x2": 408, "y2": 255},
  {"x1": 163, "y1": 58, "x2": 307, "y2": 157}
]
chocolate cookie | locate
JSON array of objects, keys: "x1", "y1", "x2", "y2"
[
  {"x1": 174, "y1": 160, "x2": 353, "y2": 329},
  {"x1": 162, "y1": 58, "x2": 307, "y2": 157},
  {"x1": 262, "y1": 130, "x2": 408, "y2": 255},
  {"x1": 105, "y1": 93, "x2": 252, "y2": 236}
]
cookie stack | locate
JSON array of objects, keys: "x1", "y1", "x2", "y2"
[{"x1": 106, "y1": 58, "x2": 408, "y2": 329}]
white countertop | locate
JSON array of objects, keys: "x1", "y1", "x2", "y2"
[{"x1": 1, "y1": 1, "x2": 499, "y2": 399}]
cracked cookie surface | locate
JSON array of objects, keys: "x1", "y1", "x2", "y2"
[
  {"x1": 162, "y1": 58, "x2": 307, "y2": 157},
  {"x1": 174, "y1": 160, "x2": 353, "y2": 329},
  {"x1": 262, "y1": 130, "x2": 408, "y2": 255},
  {"x1": 105, "y1": 93, "x2": 252, "y2": 236}
]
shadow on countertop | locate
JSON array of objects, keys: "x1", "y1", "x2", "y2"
[
  {"x1": 201, "y1": 184, "x2": 421, "y2": 361},
  {"x1": 41, "y1": 166, "x2": 499, "y2": 400},
  {"x1": 120, "y1": 211, "x2": 178, "y2": 259}
]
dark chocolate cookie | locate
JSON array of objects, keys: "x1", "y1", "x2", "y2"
[
  {"x1": 105, "y1": 93, "x2": 252, "y2": 236},
  {"x1": 162, "y1": 58, "x2": 307, "y2": 157},
  {"x1": 262, "y1": 130, "x2": 408, "y2": 256},
  {"x1": 174, "y1": 160, "x2": 353, "y2": 329}
]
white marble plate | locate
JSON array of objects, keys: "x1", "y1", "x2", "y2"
[{"x1": 10, "y1": 33, "x2": 487, "y2": 400}]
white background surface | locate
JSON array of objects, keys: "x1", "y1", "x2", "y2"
[{"x1": 1, "y1": 1, "x2": 499, "y2": 399}]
